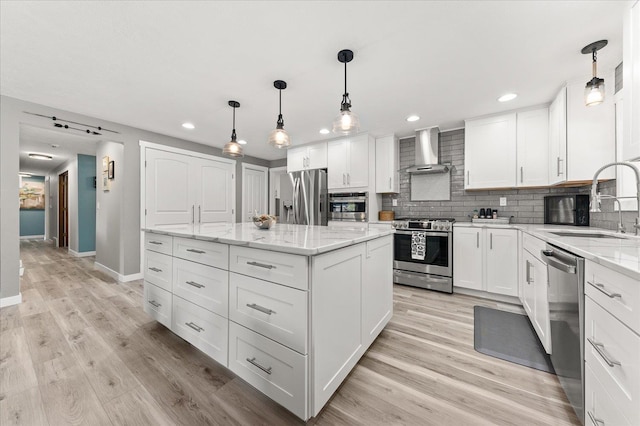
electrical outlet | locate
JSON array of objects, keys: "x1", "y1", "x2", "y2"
[
  {"x1": 392, "y1": 199, "x2": 398, "y2": 207},
  {"x1": 500, "y1": 197, "x2": 507, "y2": 206}
]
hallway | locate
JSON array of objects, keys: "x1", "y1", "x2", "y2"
[{"x1": 1, "y1": 240, "x2": 578, "y2": 425}]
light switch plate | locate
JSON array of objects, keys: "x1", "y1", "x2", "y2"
[
  {"x1": 499, "y1": 197, "x2": 507, "y2": 206},
  {"x1": 392, "y1": 199, "x2": 398, "y2": 206}
]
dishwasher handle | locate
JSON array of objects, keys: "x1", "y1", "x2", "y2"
[{"x1": 541, "y1": 249, "x2": 577, "y2": 274}]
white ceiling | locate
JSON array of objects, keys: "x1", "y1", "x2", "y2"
[
  {"x1": 0, "y1": 1, "x2": 628, "y2": 161},
  {"x1": 19, "y1": 125, "x2": 99, "y2": 176}
]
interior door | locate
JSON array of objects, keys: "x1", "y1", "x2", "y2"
[
  {"x1": 197, "y1": 158, "x2": 235, "y2": 223},
  {"x1": 58, "y1": 171, "x2": 68, "y2": 247},
  {"x1": 242, "y1": 164, "x2": 268, "y2": 222}
]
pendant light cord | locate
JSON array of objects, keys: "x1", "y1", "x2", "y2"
[
  {"x1": 592, "y1": 49, "x2": 597, "y2": 78},
  {"x1": 231, "y1": 105, "x2": 237, "y2": 142}
]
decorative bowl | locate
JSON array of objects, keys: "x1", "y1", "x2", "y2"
[{"x1": 252, "y1": 214, "x2": 277, "y2": 229}]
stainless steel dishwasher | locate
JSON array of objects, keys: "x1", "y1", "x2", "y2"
[{"x1": 541, "y1": 244, "x2": 585, "y2": 425}]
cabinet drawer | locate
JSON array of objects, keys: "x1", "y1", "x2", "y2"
[
  {"x1": 144, "y1": 250, "x2": 173, "y2": 291},
  {"x1": 143, "y1": 281, "x2": 172, "y2": 328},
  {"x1": 522, "y1": 232, "x2": 546, "y2": 260},
  {"x1": 586, "y1": 363, "x2": 633, "y2": 426},
  {"x1": 173, "y1": 258, "x2": 228, "y2": 318},
  {"x1": 173, "y1": 237, "x2": 228, "y2": 269},
  {"x1": 172, "y1": 296, "x2": 228, "y2": 367},
  {"x1": 229, "y1": 272, "x2": 307, "y2": 354},
  {"x1": 585, "y1": 296, "x2": 640, "y2": 424},
  {"x1": 228, "y1": 322, "x2": 307, "y2": 420},
  {"x1": 585, "y1": 260, "x2": 640, "y2": 335},
  {"x1": 229, "y1": 246, "x2": 308, "y2": 290},
  {"x1": 145, "y1": 232, "x2": 173, "y2": 255}
]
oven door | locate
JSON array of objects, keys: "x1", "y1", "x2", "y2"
[{"x1": 393, "y1": 230, "x2": 452, "y2": 276}]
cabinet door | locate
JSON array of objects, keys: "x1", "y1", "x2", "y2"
[
  {"x1": 307, "y1": 142, "x2": 328, "y2": 169},
  {"x1": 145, "y1": 148, "x2": 196, "y2": 227},
  {"x1": 521, "y1": 250, "x2": 536, "y2": 318},
  {"x1": 464, "y1": 114, "x2": 517, "y2": 189},
  {"x1": 485, "y1": 229, "x2": 518, "y2": 296},
  {"x1": 197, "y1": 157, "x2": 235, "y2": 223},
  {"x1": 623, "y1": 1, "x2": 640, "y2": 161},
  {"x1": 327, "y1": 140, "x2": 348, "y2": 189},
  {"x1": 517, "y1": 108, "x2": 549, "y2": 187},
  {"x1": 375, "y1": 136, "x2": 399, "y2": 193},
  {"x1": 532, "y1": 255, "x2": 550, "y2": 353},
  {"x1": 362, "y1": 235, "x2": 393, "y2": 348},
  {"x1": 346, "y1": 134, "x2": 369, "y2": 188},
  {"x1": 548, "y1": 87, "x2": 567, "y2": 185},
  {"x1": 453, "y1": 228, "x2": 483, "y2": 290},
  {"x1": 287, "y1": 146, "x2": 307, "y2": 173}
]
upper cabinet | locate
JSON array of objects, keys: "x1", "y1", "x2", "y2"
[
  {"x1": 623, "y1": 0, "x2": 640, "y2": 161},
  {"x1": 517, "y1": 107, "x2": 549, "y2": 187},
  {"x1": 327, "y1": 134, "x2": 371, "y2": 190},
  {"x1": 464, "y1": 113, "x2": 517, "y2": 189},
  {"x1": 548, "y1": 88, "x2": 568, "y2": 185},
  {"x1": 287, "y1": 142, "x2": 327, "y2": 173},
  {"x1": 375, "y1": 135, "x2": 399, "y2": 193}
]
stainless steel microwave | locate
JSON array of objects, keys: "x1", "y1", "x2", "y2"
[
  {"x1": 544, "y1": 194, "x2": 590, "y2": 226},
  {"x1": 329, "y1": 192, "x2": 368, "y2": 221}
]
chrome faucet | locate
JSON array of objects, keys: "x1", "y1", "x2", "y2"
[
  {"x1": 590, "y1": 162, "x2": 640, "y2": 236},
  {"x1": 597, "y1": 195, "x2": 626, "y2": 233}
]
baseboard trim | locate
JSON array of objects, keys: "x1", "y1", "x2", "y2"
[
  {"x1": 453, "y1": 286, "x2": 522, "y2": 306},
  {"x1": 0, "y1": 293, "x2": 22, "y2": 308},
  {"x1": 93, "y1": 262, "x2": 142, "y2": 283},
  {"x1": 20, "y1": 235, "x2": 44, "y2": 240},
  {"x1": 68, "y1": 249, "x2": 96, "y2": 258}
]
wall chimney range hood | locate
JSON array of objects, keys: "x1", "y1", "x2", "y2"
[{"x1": 405, "y1": 126, "x2": 449, "y2": 174}]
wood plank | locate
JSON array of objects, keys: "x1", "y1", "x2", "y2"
[
  {"x1": 0, "y1": 386, "x2": 49, "y2": 426},
  {"x1": 0, "y1": 305, "x2": 22, "y2": 332},
  {"x1": 34, "y1": 279, "x2": 67, "y2": 301},
  {"x1": 102, "y1": 386, "x2": 175, "y2": 426},
  {"x1": 0, "y1": 327, "x2": 38, "y2": 397},
  {"x1": 47, "y1": 296, "x2": 91, "y2": 338},
  {"x1": 21, "y1": 311, "x2": 71, "y2": 365},
  {"x1": 17, "y1": 289, "x2": 48, "y2": 317}
]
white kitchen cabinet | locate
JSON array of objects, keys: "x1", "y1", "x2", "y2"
[
  {"x1": 286, "y1": 142, "x2": 328, "y2": 173},
  {"x1": 548, "y1": 87, "x2": 568, "y2": 185},
  {"x1": 464, "y1": 113, "x2": 517, "y2": 189},
  {"x1": 362, "y1": 235, "x2": 393, "y2": 348},
  {"x1": 516, "y1": 107, "x2": 549, "y2": 187},
  {"x1": 520, "y1": 232, "x2": 551, "y2": 353},
  {"x1": 454, "y1": 227, "x2": 518, "y2": 297},
  {"x1": 375, "y1": 135, "x2": 399, "y2": 193},
  {"x1": 623, "y1": 0, "x2": 640, "y2": 161},
  {"x1": 327, "y1": 134, "x2": 370, "y2": 190},
  {"x1": 145, "y1": 147, "x2": 235, "y2": 227}
]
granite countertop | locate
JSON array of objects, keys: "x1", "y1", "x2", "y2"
[
  {"x1": 144, "y1": 222, "x2": 394, "y2": 256},
  {"x1": 454, "y1": 222, "x2": 640, "y2": 280}
]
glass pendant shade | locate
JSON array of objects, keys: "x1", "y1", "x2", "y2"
[
  {"x1": 585, "y1": 78, "x2": 605, "y2": 106},
  {"x1": 223, "y1": 140, "x2": 243, "y2": 157},
  {"x1": 268, "y1": 127, "x2": 290, "y2": 148},
  {"x1": 332, "y1": 109, "x2": 360, "y2": 134}
]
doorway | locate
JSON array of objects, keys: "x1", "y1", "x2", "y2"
[
  {"x1": 58, "y1": 170, "x2": 69, "y2": 247},
  {"x1": 241, "y1": 163, "x2": 268, "y2": 222}
]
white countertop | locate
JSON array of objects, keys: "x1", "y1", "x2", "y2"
[
  {"x1": 144, "y1": 222, "x2": 393, "y2": 256},
  {"x1": 454, "y1": 222, "x2": 640, "y2": 280}
]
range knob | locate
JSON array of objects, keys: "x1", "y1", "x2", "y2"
[{"x1": 445, "y1": 224, "x2": 450, "y2": 230}]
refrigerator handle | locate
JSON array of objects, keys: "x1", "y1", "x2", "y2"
[{"x1": 300, "y1": 172, "x2": 310, "y2": 224}]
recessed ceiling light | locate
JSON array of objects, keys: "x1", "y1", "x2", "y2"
[
  {"x1": 319, "y1": 128, "x2": 330, "y2": 135},
  {"x1": 406, "y1": 115, "x2": 420, "y2": 122},
  {"x1": 50, "y1": 144, "x2": 60, "y2": 148},
  {"x1": 498, "y1": 93, "x2": 518, "y2": 102},
  {"x1": 238, "y1": 139, "x2": 247, "y2": 145},
  {"x1": 19, "y1": 173, "x2": 32, "y2": 177},
  {"x1": 182, "y1": 122, "x2": 195, "y2": 129},
  {"x1": 29, "y1": 153, "x2": 52, "y2": 160}
]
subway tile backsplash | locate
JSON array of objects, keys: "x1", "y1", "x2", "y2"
[{"x1": 381, "y1": 129, "x2": 634, "y2": 230}]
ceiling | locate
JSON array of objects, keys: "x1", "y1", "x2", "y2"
[
  {"x1": 19, "y1": 125, "x2": 99, "y2": 176},
  {"x1": 0, "y1": 1, "x2": 628, "y2": 161}
]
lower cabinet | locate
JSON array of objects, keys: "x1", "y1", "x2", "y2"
[
  {"x1": 520, "y1": 245, "x2": 551, "y2": 353},
  {"x1": 143, "y1": 281, "x2": 172, "y2": 328}
]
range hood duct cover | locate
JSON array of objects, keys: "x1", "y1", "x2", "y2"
[{"x1": 406, "y1": 126, "x2": 449, "y2": 174}]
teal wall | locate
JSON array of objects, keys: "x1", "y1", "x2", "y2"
[
  {"x1": 77, "y1": 154, "x2": 96, "y2": 252},
  {"x1": 19, "y1": 175, "x2": 45, "y2": 236}
]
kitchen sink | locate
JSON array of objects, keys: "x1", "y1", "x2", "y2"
[{"x1": 547, "y1": 231, "x2": 626, "y2": 239}]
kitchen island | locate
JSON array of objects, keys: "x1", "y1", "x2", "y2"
[{"x1": 142, "y1": 223, "x2": 394, "y2": 420}]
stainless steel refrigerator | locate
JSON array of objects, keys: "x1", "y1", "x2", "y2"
[{"x1": 286, "y1": 169, "x2": 328, "y2": 225}]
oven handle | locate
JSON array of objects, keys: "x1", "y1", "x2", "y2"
[{"x1": 395, "y1": 230, "x2": 450, "y2": 237}]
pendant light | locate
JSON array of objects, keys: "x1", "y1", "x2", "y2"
[
  {"x1": 581, "y1": 40, "x2": 608, "y2": 107},
  {"x1": 223, "y1": 100, "x2": 244, "y2": 157},
  {"x1": 332, "y1": 49, "x2": 360, "y2": 135},
  {"x1": 268, "y1": 80, "x2": 291, "y2": 149}
]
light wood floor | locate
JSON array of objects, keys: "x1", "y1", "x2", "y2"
[{"x1": 0, "y1": 239, "x2": 580, "y2": 425}]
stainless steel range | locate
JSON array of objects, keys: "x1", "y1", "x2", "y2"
[{"x1": 392, "y1": 218, "x2": 454, "y2": 293}]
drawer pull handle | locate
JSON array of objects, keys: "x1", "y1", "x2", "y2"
[
  {"x1": 148, "y1": 241, "x2": 163, "y2": 245},
  {"x1": 246, "y1": 357, "x2": 272, "y2": 375},
  {"x1": 246, "y1": 261, "x2": 275, "y2": 270},
  {"x1": 587, "y1": 338, "x2": 621, "y2": 367},
  {"x1": 587, "y1": 411, "x2": 605, "y2": 426},
  {"x1": 148, "y1": 300, "x2": 161, "y2": 308},
  {"x1": 589, "y1": 281, "x2": 622, "y2": 299},
  {"x1": 185, "y1": 322, "x2": 204, "y2": 332},
  {"x1": 186, "y1": 248, "x2": 206, "y2": 254},
  {"x1": 148, "y1": 267, "x2": 162, "y2": 272},
  {"x1": 186, "y1": 281, "x2": 205, "y2": 289},
  {"x1": 246, "y1": 303, "x2": 276, "y2": 315}
]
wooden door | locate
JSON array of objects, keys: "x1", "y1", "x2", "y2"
[
  {"x1": 58, "y1": 171, "x2": 69, "y2": 247},
  {"x1": 242, "y1": 164, "x2": 268, "y2": 222}
]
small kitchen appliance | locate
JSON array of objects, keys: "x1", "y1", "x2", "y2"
[{"x1": 544, "y1": 194, "x2": 590, "y2": 226}]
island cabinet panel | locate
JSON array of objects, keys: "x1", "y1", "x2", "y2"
[
  {"x1": 143, "y1": 281, "x2": 172, "y2": 328},
  {"x1": 228, "y1": 321, "x2": 307, "y2": 420},
  {"x1": 311, "y1": 243, "x2": 365, "y2": 416},
  {"x1": 144, "y1": 232, "x2": 173, "y2": 255},
  {"x1": 229, "y1": 246, "x2": 308, "y2": 290},
  {"x1": 229, "y1": 272, "x2": 308, "y2": 354},
  {"x1": 172, "y1": 258, "x2": 228, "y2": 318},
  {"x1": 362, "y1": 235, "x2": 393, "y2": 347},
  {"x1": 144, "y1": 250, "x2": 173, "y2": 292},
  {"x1": 173, "y1": 237, "x2": 228, "y2": 269},
  {"x1": 172, "y1": 295, "x2": 228, "y2": 367}
]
